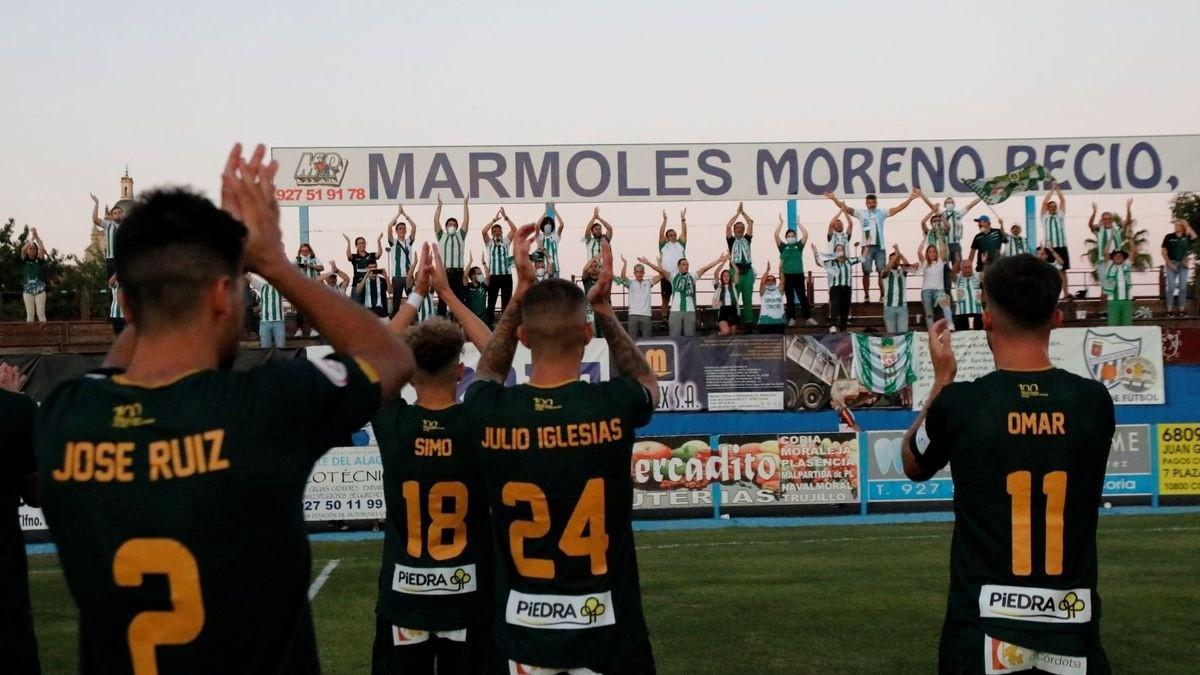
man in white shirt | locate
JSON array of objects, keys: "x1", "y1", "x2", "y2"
[
  {"x1": 617, "y1": 256, "x2": 656, "y2": 338},
  {"x1": 658, "y1": 208, "x2": 688, "y2": 319}
]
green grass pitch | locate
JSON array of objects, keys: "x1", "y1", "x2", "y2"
[{"x1": 27, "y1": 512, "x2": 1199, "y2": 673}]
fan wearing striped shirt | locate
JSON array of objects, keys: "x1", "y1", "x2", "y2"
[
  {"x1": 433, "y1": 194, "x2": 470, "y2": 317},
  {"x1": 952, "y1": 259, "x2": 983, "y2": 331},
  {"x1": 726, "y1": 202, "x2": 757, "y2": 324},
  {"x1": 481, "y1": 207, "x2": 517, "y2": 327},
  {"x1": 293, "y1": 243, "x2": 324, "y2": 337},
  {"x1": 881, "y1": 244, "x2": 917, "y2": 334},
  {"x1": 537, "y1": 203, "x2": 565, "y2": 278},
  {"x1": 250, "y1": 274, "x2": 287, "y2": 348},
  {"x1": 463, "y1": 251, "x2": 491, "y2": 324},
  {"x1": 639, "y1": 254, "x2": 726, "y2": 337},
  {"x1": 1089, "y1": 198, "x2": 1135, "y2": 296},
  {"x1": 108, "y1": 275, "x2": 126, "y2": 335},
  {"x1": 827, "y1": 209, "x2": 853, "y2": 254},
  {"x1": 811, "y1": 242, "x2": 862, "y2": 333},
  {"x1": 582, "y1": 206, "x2": 615, "y2": 260},
  {"x1": 1041, "y1": 181, "x2": 1071, "y2": 298},
  {"x1": 90, "y1": 192, "x2": 125, "y2": 279},
  {"x1": 385, "y1": 204, "x2": 418, "y2": 313},
  {"x1": 355, "y1": 260, "x2": 393, "y2": 319}
]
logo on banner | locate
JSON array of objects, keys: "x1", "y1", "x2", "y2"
[
  {"x1": 641, "y1": 344, "x2": 676, "y2": 380},
  {"x1": 984, "y1": 635, "x2": 1087, "y2": 674},
  {"x1": 1083, "y1": 330, "x2": 1157, "y2": 392},
  {"x1": 873, "y1": 436, "x2": 904, "y2": 475},
  {"x1": 979, "y1": 585, "x2": 1091, "y2": 624},
  {"x1": 506, "y1": 591, "x2": 615, "y2": 630},
  {"x1": 294, "y1": 151, "x2": 348, "y2": 186}
]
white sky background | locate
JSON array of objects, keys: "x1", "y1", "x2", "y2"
[{"x1": 2, "y1": 0, "x2": 1198, "y2": 283}]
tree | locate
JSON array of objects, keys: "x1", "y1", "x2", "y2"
[
  {"x1": 1, "y1": 217, "x2": 109, "y2": 321},
  {"x1": 1082, "y1": 211, "x2": 1151, "y2": 280}
]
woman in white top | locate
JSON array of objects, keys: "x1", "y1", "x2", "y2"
[{"x1": 918, "y1": 243, "x2": 954, "y2": 330}]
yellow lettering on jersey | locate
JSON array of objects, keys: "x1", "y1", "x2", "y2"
[
  {"x1": 483, "y1": 427, "x2": 532, "y2": 451},
  {"x1": 147, "y1": 429, "x2": 229, "y2": 481},
  {"x1": 535, "y1": 418, "x2": 623, "y2": 450},
  {"x1": 1007, "y1": 412, "x2": 1066, "y2": 436},
  {"x1": 415, "y1": 437, "x2": 453, "y2": 457},
  {"x1": 51, "y1": 442, "x2": 135, "y2": 483}
]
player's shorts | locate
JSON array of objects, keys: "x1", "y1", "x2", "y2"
[
  {"x1": 937, "y1": 619, "x2": 1110, "y2": 675},
  {"x1": 861, "y1": 245, "x2": 887, "y2": 274},
  {"x1": 371, "y1": 618, "x2": 489, "y2": 675},
  {"x1": 1053, "y1": 246, "x2": 1071, "y2": 271},
  {"x1": 501, "y1": 637, "x2": 656, "y2": 675}
]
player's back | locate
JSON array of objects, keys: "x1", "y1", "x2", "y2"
[
  {"x1": 925, "y1": 367, "x2": 1114, "y2": 654},
  {"x1": 465, "y1": 376, "x2": 654, "y2": 671},
  {"x1": 36, "y1": 357, "x2": 380, "y2": 674}
]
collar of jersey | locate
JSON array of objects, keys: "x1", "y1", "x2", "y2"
[
  {"x1": 995, "y1": 366, "x2": 1055, "y2": 373},
  {"x1": 525, "y1": 378, "x2": 579, "y2": 389},
  {"x1": 110, "y1": 369, "x2": 202, "y2": 388}
]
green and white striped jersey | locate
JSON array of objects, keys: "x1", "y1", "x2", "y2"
[
  {"x1": 1043, "y1": 213, "x2": 1067, "y2": 248},
  {"x1": 669, "y1": 272, "x2": 698, "y2": 312},
  {"x1": 884, "y1": 269, "x2": 908, "y2": 308},
  {"x1": 99, "y1": 219, "x2": 119, "y2": 258},
  {"x1": 1104, "y1": 261, "x2": 1133, "y2": 301},
  {"x1": 942, "y1": 208, "x2": 966, "y2": 244},
  {"x1": 1003, "y1": 236, "x2": 1028, "y2": 257},
  {"x1": 416, "y1": 293, "x2": 434, "y2": 322},
  {"x1": 391, "y1": 240, "x2": 413, "y2": 278},
  {"x1": 828, "y1": 230, "x2": 850, "y2": 253},
  {"x1": 729, "y1": 236, "x2": 752, "y2": 265},
  {"x1": 1096, "y1": 226, "x2": 1125, "y2": 258},
  {"x1": 758, "y1": 287, "x2": 786, "y2": 324},
  {"x1": 296, "y1": 255, "x2": 322, "y2": 280},
  {"x1": 955, "y1": 275, "x2": 982, "y2": 315},
  {"x1": 540, "y1": 233, "x2": 560, "y2": 272},
  {"x1": 362, "y1": 276, "x2": 388, "y2": 310},
  {"x1": 109, "y1": 286, "x2": 122, "y2": 319},
  {"x1": 258, "y1": 281, "x2": 284, "y2": 322},
  {"x1": 823, "y1": 257, "x2": 861, "y2": 288},
  {"x1": 583, "y1": 234, "x2": 608, "y2": 260},
  {"x1": 487, "y1": 238, "x2": 512, "y2": 274},
  {"x1": 439, "y1": 229, "x2": 466, "y2": 268}
]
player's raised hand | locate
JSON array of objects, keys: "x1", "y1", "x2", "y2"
[
  {"x1": 928, "y1": 319, "x2": 957, "y2": 386},
  {"x1": 221, "y1": 143, "x2": 284, "y2": 275},
  {"x1": 511, "y1": 223, "x2": 539, "y2": 298},
  {"x1": 428, "y1": 243, "x2": 451, "y2": 296},
  {"x1": 0, "y1": 363, "x2": 27, "y2": 393},
  {"x1": 415, "y1": 241, "x2": 434, "y2": 294},
  {"x1": 588, "y1": 238, "x2": 615, "y2": 314}
]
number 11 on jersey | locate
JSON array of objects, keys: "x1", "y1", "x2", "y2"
[{"x1": 1006, "y1": 471, "x2": 1067, "y2": 576}]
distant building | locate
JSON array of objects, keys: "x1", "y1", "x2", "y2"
[{"x1": 87, "y1": 169, "x2": 135, "y2": 261}]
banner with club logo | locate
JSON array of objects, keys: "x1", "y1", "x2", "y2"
[{"x1": 911, "y1": 327, "x2": 1165, "y2": 410}]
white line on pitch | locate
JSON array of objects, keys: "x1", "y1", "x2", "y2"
[{"x1": 308, "y1": 559, "x2": 341, "y2": 600}]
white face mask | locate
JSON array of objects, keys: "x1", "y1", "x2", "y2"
[
  {"x1": 945, "y1": 201, "x2": 955, "y2": 209},
  {"x1": 447, "y1": 225, "x2": 458, "y2": 234},
  {"x1": 475, "y1": 274, "x2": 485, "y2": 284},
  {"x1": 536, "y1": 269, "x2": 547, "y2": 280},
  {"x1": 765, "y1": 283, "x2": 778, "y2": 292},
  {"x1": 785, "y1": 235, "x2": 797, "y2": 244},
  {"x1": 542, "y1": 224, "x2": 554, "y2": 235}
]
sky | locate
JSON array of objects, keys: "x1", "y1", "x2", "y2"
[{"x1": 2, "y1": 0, "x2": 1198, "y2": 286}]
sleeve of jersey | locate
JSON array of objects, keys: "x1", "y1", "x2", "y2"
[
  {"x1": 287, "y1": 355, "x2": 382, "y2": 456},
  {"x1": 909, "y1": 390, "x2": 952, "y2": 474},
  {"x1": 612, "y1": 377, "x2": 655, "y2": 430}
]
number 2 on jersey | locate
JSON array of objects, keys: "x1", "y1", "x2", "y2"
[
  {"x1": 112, "y1": 538, "x2": 205, "y2": 675},
  {"x1": 504, "y1": 478, "x2": 608, "y2": 579},
  {"x1": 1006, "y1": 471, "x2": 1067, "y2": 576}
]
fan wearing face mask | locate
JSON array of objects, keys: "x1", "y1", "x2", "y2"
[
  {"x1": 775, "y1": 214, "x2": 816, "y2": 326},
  {"x1": 537, "y1": 203, "x2": 565, "y2": 278},
  {"x1": 463, "y1": 252, "x2": 491, "y2": 325},
  {"x1": 433, "y1": 193, "x2": 470, "y2": 316},
  {"x1": 918, "y1": 192, "x2": 982, "y2": 269},
  {"x1": 812, "y1": 242, "x2": 862, "y2": 333},
  {"x1": 756, "y1": 262, "x2": 786, "y2": 334}
]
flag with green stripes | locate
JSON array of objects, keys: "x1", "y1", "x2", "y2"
[
  {"x1": 851, "y1": 333, "x2": 917, "y2": 395},
  {"x1": 964, "y1": 163, "x2": 1055, "y2": 206}
]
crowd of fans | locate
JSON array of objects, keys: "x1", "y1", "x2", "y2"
[{"x1": 10, "y1": 188, "x2": 1200, "y2": 338}]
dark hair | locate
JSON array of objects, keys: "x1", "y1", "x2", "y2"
[
  {"x1": 354, "y1": 236, "x2": 366, "y2": 246},
  {"x1": 521, "y1": 279, "x2": 586, "y2": 348},
  {"x1": 866, "y1": 193, "x2": 878, "y2": 200},
  {"x1": 404, "y1": 317, "x2": 464, "y2": 377},
  {"x1": 446, "y1": 217, "x2": 459, "y2": 227},
  {"x1": 114, "y1": 189, "x2": 246, "y2": 330},
  {"x1": 540, "y1": 216, "x2": 555, "y2": 228},
  {"x1": 981, "y1": 254, "x2": 1062, "y2": 331}
]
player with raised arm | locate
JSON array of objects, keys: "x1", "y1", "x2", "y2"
[
  {"x1": 434, "y1": 194, "x2": 470, "y2": 316},
  {"x1": 371, "y1": 242, "x2": 494, "y2": 675},
  {"x1": 465, "y1": 230, "x2": 661, "y2": 674},
  {"x1": 903, "y1": 254, "x2": 1115, "y2": 674},
  {"x1": 1041, "y1": 181, "x2": 1070, "y2": 298},
  {"x1": 36, "y1": 144, "x2": 414, "y2": 674}
]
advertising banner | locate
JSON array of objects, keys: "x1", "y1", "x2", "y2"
[
  {"x1": 18, "y1": 504, "x2": 46, "y2": 532},
  {"x1": 1158, "y1": 423, "x2": 1200, "y2": 495},
  {"x1": 865, "y1": 430, "x2": 953, "y2": 503},
  {"x1": 639, "y1": 336, "x2": 785, "y2": 412},
  {"x1": 911, "y1": 327, "x2": 1165, "y2": 409},
  {"x1": 715, "y1": 433, "x2": 859, "y2": 509},
  {"x1": 303, "y1": 446, "x2": 386, "y2": 522},
  {"x1": 1104, "y1": 425, "x2": 1153, "y2": 497},
  {"x1": 630, "y1": 435, "x2": 716, "y2": 512},
  {"x1": 270, "y1": 136, "x2": 1200, "y2": 206}
]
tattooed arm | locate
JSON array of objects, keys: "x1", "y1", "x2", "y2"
[{"x1": 589, "y1": 238, "x2": 661, "y2": 405}]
